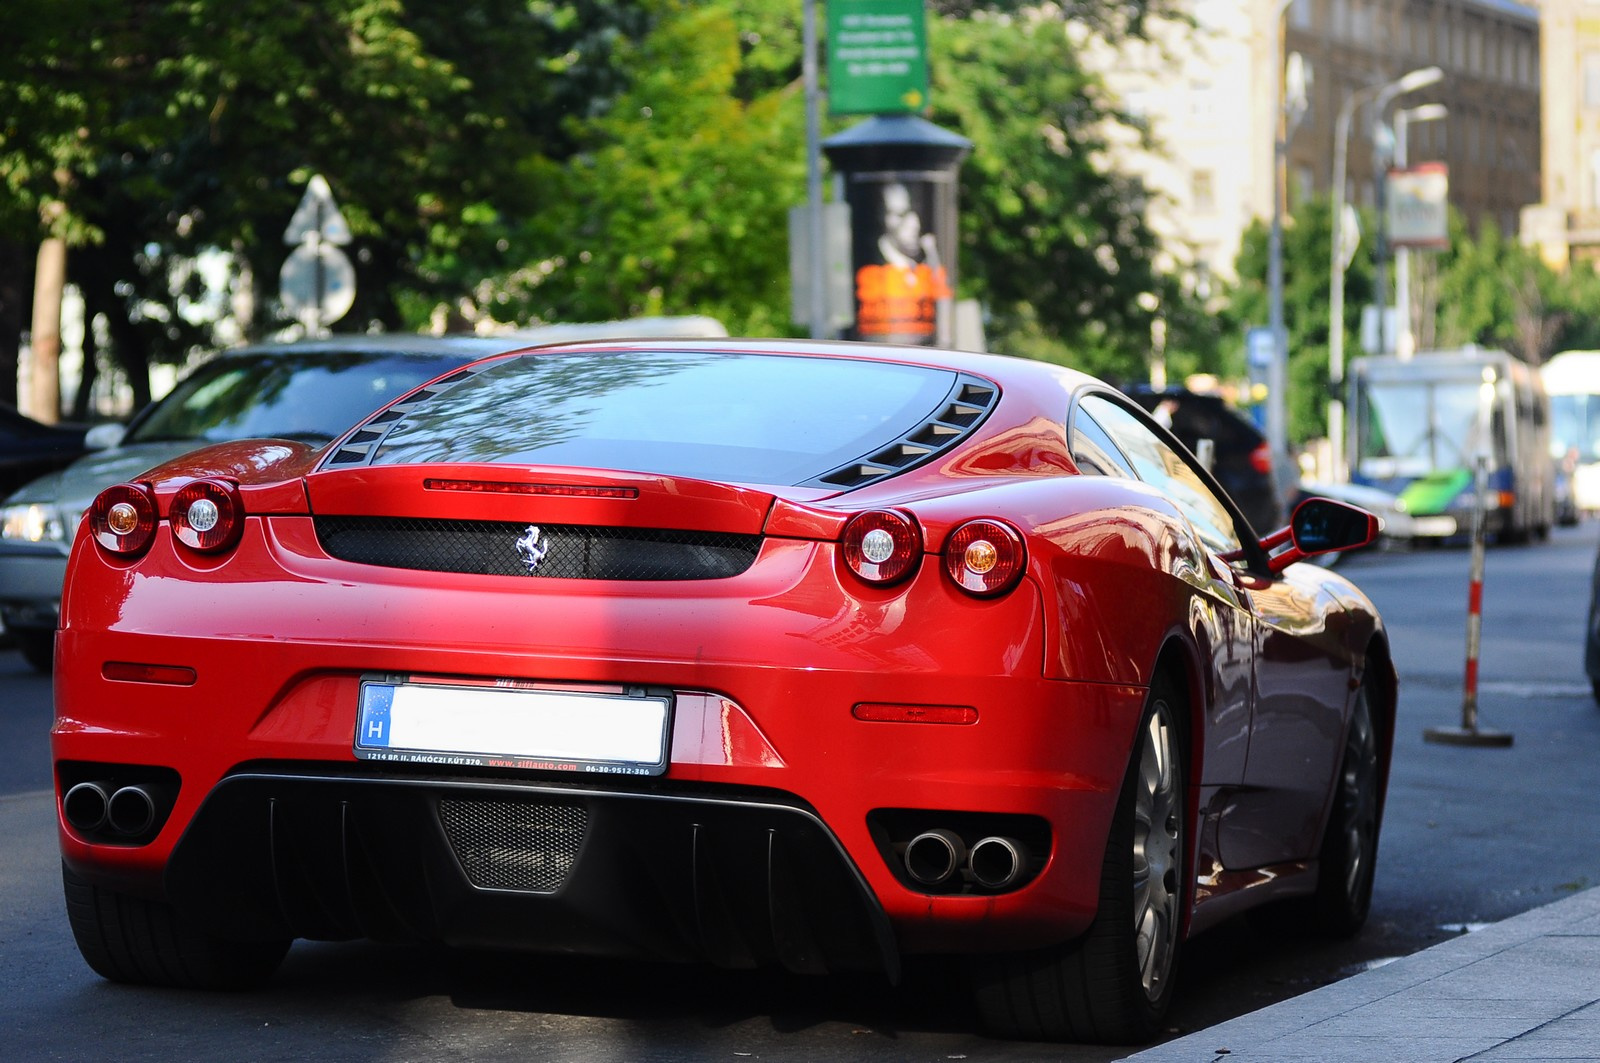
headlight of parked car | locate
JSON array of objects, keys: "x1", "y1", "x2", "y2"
[{"x1": 1, "y1": 502, "x2": 71, "y2": 545}]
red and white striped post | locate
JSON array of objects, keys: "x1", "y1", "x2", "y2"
[{"x1": 1425, "y1": 450, "x2": 1513, "y2": 747}]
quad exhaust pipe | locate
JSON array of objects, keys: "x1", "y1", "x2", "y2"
[
  {"x1": 903, "y1": 829, "x2": 1030, "y2": 891},
  {"x1": 968, "y1": 835, "x2": 1028, "y2": 890},
  {"x1": 63, "y1": 781, "x2": 164, "y2": 837}
]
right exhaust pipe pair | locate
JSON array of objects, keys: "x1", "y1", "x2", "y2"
[{"x1": 904, "y1": 828, "x2": 1029, "y2": 890}]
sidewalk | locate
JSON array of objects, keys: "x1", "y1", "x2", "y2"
[{"x1": 1121, "y1": 886, "x2": 1600, "y2": 1062}]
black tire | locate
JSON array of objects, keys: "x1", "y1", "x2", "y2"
[
  {"x1": 62, "y1": 865, "x2": 290, "y2": 989},
  {"x1": 16, "y1": 628, "x2": 53, "y2": 673},
  {"x1": 1308, "y1": 670, "x2": 1383, "y2": 937},
  {"x1": 972, "y1": 675, "x2": 1186, "y2": 1044}
]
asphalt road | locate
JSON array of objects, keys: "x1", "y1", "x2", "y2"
[{"x1": 1, "y1": 521, "x2": 1597, "y2": 1061}]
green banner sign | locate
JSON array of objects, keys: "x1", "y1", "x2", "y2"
[{"x1": 826, "y1": 0, "x2": 929, "y2": 116}]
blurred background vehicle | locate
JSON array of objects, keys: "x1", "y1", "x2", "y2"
[
  {"x1": 1542, "y1": 350, "x2": 1600, "y2": 525},
  {"x1": 0, "y1": 334, "x2": 526, "y2": 672},
  {"x1": 0, "y1": 404, "x2": 90, "y2": 498},
  {"x1": 0, "y1": 319, "x2": 730, "y2": 672},
  {"x1": 1123, "y1": 384, "x2": 1285, "y2": 534},
  {"x1": 1349, "y1": 348, "x2": 1555, "y2": 544}
]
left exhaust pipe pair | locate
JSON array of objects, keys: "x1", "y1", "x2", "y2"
[
  {"x1": 903, "y1": 829, "x2": 1029, "y2": 890},
  {"x1": 63, "y1": 781, "x2": 160, "y2": 837}
]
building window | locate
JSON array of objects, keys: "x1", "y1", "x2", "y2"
[
  {"x1": 1289, "y1": 0, "x2": 1312, "y2": 30},
  {"x1": 1585, "y1": 53, "x2": 1600, "y2": 108},
  {"x1": 1192, "y1": 169, "x2": 1216, "y2": 214}
]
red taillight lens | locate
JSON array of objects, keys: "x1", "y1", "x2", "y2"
[
  {"x1": 170, "y1": 479, "x2": 244, "y2": 553},
  {"x1": 943, "y1": 519, "x2": 1026, "y2": 597},
  {"x1": 1249, "y1": 441, "x2": 1273, "y2": 476},
  {"x1": 841, "y1": 510, "x2": 922, "y2": 585},
  {"x1": 89, "y1": 483, "x2": 158, "y2": 557}
]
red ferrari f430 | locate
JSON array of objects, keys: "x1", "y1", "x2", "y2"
[{"x1": 53, "y1": 339, "x2": 1392, "y2": 1043}]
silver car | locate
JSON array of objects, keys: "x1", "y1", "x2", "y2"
[{"x1": 0, "y1": 334, "x2": 527, "y2": 671}]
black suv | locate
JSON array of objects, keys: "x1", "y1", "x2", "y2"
[{"x1": 1123, "y1": 386, "x2": 1285, "y2": 534}]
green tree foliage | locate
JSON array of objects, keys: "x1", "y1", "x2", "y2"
[
  {"x1": 480, "y1": 1, "x2": 803, "y2": 335},
  {"x1": 4, "y1": 0, "x2": 1201, "y2": 406},
  {"x1": 1226, "y1": 197, "x2": 1366, "y2": 444},
  {"x1": 927, "y1": 9, "x2": 1169, "y2": 380},
  {"x1": 2, "y1": 0, "x2": 615, "y2": 406},
  {"x1": 1223, "y1": 197, "x2": 1600, "y2": 448}
]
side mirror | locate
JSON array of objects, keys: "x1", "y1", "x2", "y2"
[
  {"x1": 84, "y1": 423, "x2": 125, "y2": 451},
  {"x1": 1264, "y1": 497, "x2": 1381, "y2": 572}
]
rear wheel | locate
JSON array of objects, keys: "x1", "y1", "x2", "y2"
[
  {"x1": 62, "y1": 866, "x2": 290, "y2": 989},
  {"x1": 972, "y1": 676, "x2": 1186, "y2": 1043}
]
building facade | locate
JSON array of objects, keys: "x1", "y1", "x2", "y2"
[
  {"x1": 1096, "y1": 0, "x2": 1540, "y2": 291},
  {"x1": 1524, "y1": 0, "x2": 1600, "y2": 267}
]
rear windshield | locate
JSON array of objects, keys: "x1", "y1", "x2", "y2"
[
  {"x1": 130, "y1": 351, "x2": 476, "y2": 445},
  {"x1": 367, "y1": 350, "x2": 960, "y2": 486}
]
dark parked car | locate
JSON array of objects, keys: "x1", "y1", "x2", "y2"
[
  {"x1": 1124, "y1": 386, "x2": 1285, "y2": 533},
  {"x1": 0, "y1": 403, "x2": 88, "y2": 497}
]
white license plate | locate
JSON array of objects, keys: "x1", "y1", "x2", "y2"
[{"x1": 355, "y1": 679, "x2": 671, "y2": 776}]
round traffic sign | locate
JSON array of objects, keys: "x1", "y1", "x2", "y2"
[{"x1": 279, "y1": 242, "x2": 356, "y2": 325}]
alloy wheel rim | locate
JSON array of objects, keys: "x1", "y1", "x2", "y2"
[
  {"x1": 1339, "y1": 689, "x2": 1379, "y2": 900},
  {"x1": 1131, "y1": 700, "x2": 1181, "y2": 1000}
]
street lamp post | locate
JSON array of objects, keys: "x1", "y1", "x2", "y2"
[
  {"x1": 1327, "y1": 65, "x2": 1443, "y2": 481},
  {"x1": 1265, "y1": 0, "x2": 1306, "y2": 471},
  {"x1": 1392, "y1": 102, "x2": 1448, "y2": 359},
  {"x1": 1372, "y1": 70, "x2": 1444, "y2": 356}
]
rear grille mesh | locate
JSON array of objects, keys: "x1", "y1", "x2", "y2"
[
  {"x1": 438, "y1": 797, "x2": 588, "y2": 893},
  {"x1": 315, "y1": 516, "x2": 761, "y2": 580}
]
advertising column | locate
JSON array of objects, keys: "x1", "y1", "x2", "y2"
[{"x1": 822, "y1": 116, "x2": 971, "y2": 346}]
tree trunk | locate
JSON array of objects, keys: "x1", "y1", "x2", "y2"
[{"x1": 28, "y1": 237, "x2": 67, "y2": 423}]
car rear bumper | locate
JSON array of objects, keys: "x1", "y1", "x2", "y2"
[
  {"x1": 157, "y1": 770, "x2": 902, "y2": 976},
  {"x1": 55, "y1": 517, "x2": 1150, "y2": 964}
]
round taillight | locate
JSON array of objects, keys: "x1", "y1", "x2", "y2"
[
  {"x1": 89, "y1": 484, "x2": 158, "y2": 557},
  {"x1": 943, "y1": 519, "x2": 1026, "y2": 597},
  {"x1": 170, "y1": 479, "x2": 244, "y2": 553},
  {"x1": 841, "y1": 510, "x2": 922, "y2": 585}
]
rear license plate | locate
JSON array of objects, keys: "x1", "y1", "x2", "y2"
[{"x1": 355, "y1": 679, "x2": 671, "y2": 776}]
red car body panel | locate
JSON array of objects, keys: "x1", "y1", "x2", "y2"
[{"x1": 52, "y1": 339, "x2": 1393, "y2": 980}]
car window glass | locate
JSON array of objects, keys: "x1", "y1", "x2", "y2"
[
  {"x1": 129, "y1": 352, "x2": 471, "y2": 445},
  {"x1": 368, "y1": 351, "x2": 961, "y2": 486},
  {"x1": 1069, "y1": 404, "x2": 1136, "y2": 478},
  {"x1": 1079, "y1": 394, "x2": 1243, "y2": 554}
]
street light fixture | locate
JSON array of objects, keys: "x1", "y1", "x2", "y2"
[
  {"x1": 1326, "y1": 65, "x2": 1443, "y2": 481},
  {"x1": 1392, "y1": 102, "x2": 1448, "y2": 359}
]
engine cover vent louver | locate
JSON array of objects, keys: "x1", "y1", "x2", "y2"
[
  {"x1": 315, "y1": 516, "x2": 762, "y2": 581},
  {"x1": 323, "y1": 362, "x2": 494, "y2": 468},
  {"x1": 809, "y1": 376, "x2": 999, "y2": 489}
]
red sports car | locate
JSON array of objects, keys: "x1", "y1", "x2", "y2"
[{"x1": 53, "y1": 339, "x2": 1391, "y2": 1044}]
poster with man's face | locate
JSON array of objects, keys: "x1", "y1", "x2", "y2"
[{"x1": 852, "y1": 179, "x2": 952, "y2": 343}]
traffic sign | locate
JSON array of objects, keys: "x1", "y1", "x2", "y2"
[
  {"x1": 279, "y1": 241, "x2": 356, "y2": 327},
  {"x1": 283, "y1": 174, "x2": 352, "y2": 245}
]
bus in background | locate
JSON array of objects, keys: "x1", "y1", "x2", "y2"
[
  {"x1": 1349, "y1": 347, "x2": 1554, "y2": 543},
  {"x1": 1541, "y1": 350, "x2": 1600, "y2": 522}
]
